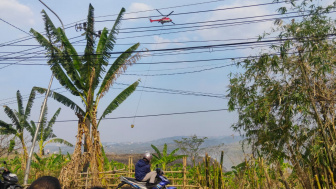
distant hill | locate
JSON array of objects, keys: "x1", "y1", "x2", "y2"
[
  {"x1": 45, "y1": 135, "x2": 248, "y2": 170},
  {"x1": 101, "y1": 135, "x2": 242, "y2": 154}
]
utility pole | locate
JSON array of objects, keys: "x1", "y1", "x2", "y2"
[{"x1": 23, "y1": 0, "x2": 64, "y2": 185}]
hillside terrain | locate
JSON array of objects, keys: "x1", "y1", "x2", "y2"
[{"x1": 46, "y1": 135, "x2": 248, "y2": 170}]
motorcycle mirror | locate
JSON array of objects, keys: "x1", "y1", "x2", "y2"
[
  {"x1": 156, "y1": 164, "x2": 158, "y2": 168},
  {"x1": 3, "y1": 161, "x2": 6, "y2": 165}
]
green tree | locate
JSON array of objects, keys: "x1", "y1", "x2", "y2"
[
  {"x1": 228, "y1": 1, "x2": 336, "y2": 188},
  {"x1": 174, "y1": 135, "x2": 207, "y2": 166},
  {"x1": 151, "y1": 143, "x2": 186, "y2": 170},
  {"x1": 0, "y1": 90, "x2": 36, "y2": 167},
  {"x1": 26, "y1": 107, "x2": 73, "y2": 156},
  {"x1": 30, "y1": 4, "x2": 143, "y2": 187}
]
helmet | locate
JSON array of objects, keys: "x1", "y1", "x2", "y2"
[{"x1": 143, "y1": 152, "x2": 152, "y2": 162}]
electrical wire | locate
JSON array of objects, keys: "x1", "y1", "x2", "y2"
[
  {"x1": 33, "y1": 108, "x2": 232, "y2": 123},
  {"x1": 117, "y1": 11, "x2": 299, "y2": 33},
  {"x1": 2, "y1": 35, "x2": 335, "y2": 61},
  {"x1": 0, "y1": 5, "x2": 322, "y2": 62},
  {"x1": 0, "y1": 18, "x2": 32, "y2": 36},
  {"x1": 95, "y1": 1, "x2": 287, "y2": 22},
  {"x1": 0, "y1": 55, "x2": 268, "y2": 65},
  {"x1": 94, "y1": 0, "x2": 227, "y2": 19},
  {"x1": 1, "y1": 36, "x2": 267, "y2": 47},
  {"x1": 0, "y1": 84, "x2": 226, "y2": 106},
  {"x1": 0, "y1": 37, "x2": 83, "y2": 70},
  {"x1": 123, "y1": 63, "x2": 236, "y2": 76},
  {"x1": 0, "y1": 10, "x2": 289, "y2": 50},
  {"x1": 0, "y1": 0, "x2": 285, "y2": 48}
]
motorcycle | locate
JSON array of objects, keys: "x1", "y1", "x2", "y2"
[
  {"x1": 116, "y1": 168, "x2": 176, "y2": 189},
  {"x1": 0, "y1": 161, "x2": 22, "y2": 189}
]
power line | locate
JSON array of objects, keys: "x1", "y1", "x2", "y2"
[
  {"x1": 0, "y1": 87, "x2": 64, "y2": 106},
  {"x1": 0, "y1": 43, "x2": 277, "y2": 64},
  {"x1": 0, "y1": 37, "x2": 279, "y2": 62},
  {"x1": 0, "y1": 49, "x2": 46, "y2": 70},
  {"x1": 0, "y1": 43, "x2": 272, "y2": 59},
  {"x1": 0, "y1": 80, "x2": 227, "y2": 105},
  {"x1": 62, "y1": 0, "x2": 229, "y2": 31},
  {"x1": 41, "y1": 108, "x2": 232, "y2": 123},
  {"x1": 115, "y1": 82, "x2": 226, "y2": 96},
  {"x1": 95, "y1": 0, "x2": 227, "y2": 20},
  {"x1": 0, "y1": 9, "x2": 291, "y2": 49},
  {"x1": 1, "y1": 11, "x2": 301, "y2": 49},
  {"x1": 0, "y1": 55, "x2": 269, "y2": 65},
  {"x1": 1, "y1": 11, "x2": 326, "y2": 60},
  {"x1": 2, "y1": 35, "x2": 335, "y2": 61},
  {"x1": 0, "y1": 0, "x2": 283, "y2": 48},
  {"x1": 0, "y1": 4, "x2": 321, "y2": 59},
  {"x1": 96, "y1": 1, "x2": 286, "y2": 22},
  {"x1": 0, "y1": 37, "x2": 83, "y2": 70},
  {"x1": 0, "y1": 84, "x2": 226, "y2": 106},
  {"x1": 0, "y1": 18, "x2": 31, "y2": 36},
  {"x1": 123, "y1": 63, "x2": 236, "y2": 76},
  {"x1": 0, "y1": 39, "x2": 281, "y2": 60},
  {"x1": 0, "y1": 37, "x2": 266, "y2": 47}
]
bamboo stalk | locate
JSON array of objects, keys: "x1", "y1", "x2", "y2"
[
  {"x1": 327, "y1": 167, "x2": 335, "y2": 188},
  {"x1": 85, "y1": 167, "x2": 90, "y2": 189},
  {"x1": 323, "y1": 167, "x2": 330, "y2": 189},
  {"x1": 315, "y1": 175, "x2": 322, "y2": 189},
  {"x1": 218, "y1": 151, "x2": 224, "y2": 189},
  {"x1": 205, "y1": 153, "x2": 210, "y2": 188},
  {"x1": 183, "y1": 156, "x2": 187, "y2": 189}
]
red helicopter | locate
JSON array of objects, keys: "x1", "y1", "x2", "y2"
[{"x1": 150, "y1": 9, "x2": 175, "y2": 24}]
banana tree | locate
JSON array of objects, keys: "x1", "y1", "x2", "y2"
[
  {"x1": 151, "y1": 144, "x2": 186, "y2": 170},
  {"x1": 26, "y1": 107, "x2": 73, "y2": 156},
  {"x1": 0, "y1": 90, "x2": 36, "y2": 167},
  {"x1": 30, "y1": 4, "x2": 143, "y2": 187}
]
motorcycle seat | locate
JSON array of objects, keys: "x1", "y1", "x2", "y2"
[{"x1": 124, "y1": 177, "x2": 147, "y2": 183}]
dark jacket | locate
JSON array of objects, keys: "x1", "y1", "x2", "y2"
[{"x1": 135, "y1": 159, "x2": 150, "y2": 181}]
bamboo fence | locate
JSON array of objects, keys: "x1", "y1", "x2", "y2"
[{"x1": 78, "y1": 156, "x2": 203, "y2": 189}]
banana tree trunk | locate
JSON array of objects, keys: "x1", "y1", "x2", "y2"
[
  {"x1": 59, "y1": 114, "x2": 90, "y2": 189},
  {"x1": 88, "y1": 107, "x2": 104, "y2": 186},
  {"x1": 39, "y1": 139, "x2": 44, "y2": 156},
  {"x1": 83, "y1": 118, "x2": 91, "y2": 172}
]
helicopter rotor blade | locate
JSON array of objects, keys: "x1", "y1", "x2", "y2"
[
  {"x1": 156, "y1": 9, "x2": 164, "y2": 16},
  {"x1": 166, "y1": 11, "x2": 174, "y2": 17}
]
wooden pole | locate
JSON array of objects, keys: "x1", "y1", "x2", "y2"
[
  {"x1": 85, "y1": 168, "x2": 90, "y2": 189},
  {"x1": 131, "y1": 156, "x2": 133, "y2": 177},
  {"x1": 218, "y1": 151, "x2": 224, "y2": 189},
  {"x1": 128, "y1": 157, "x2": 131, "y2": 177},
  {"x1": 183, "y1": 156, "x2": 187, "y2": 189},
  {"x1": 205, "y1": 153, "x2": 210, "y2": 188}
]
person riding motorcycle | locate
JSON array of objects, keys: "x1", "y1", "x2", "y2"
[{"x1": 135, "y1": 152, "x2": 157, "y2": 188}]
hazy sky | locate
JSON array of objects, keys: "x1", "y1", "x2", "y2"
[{"x1": 0, "y1": 0, "x2": 326, "y2": 144}]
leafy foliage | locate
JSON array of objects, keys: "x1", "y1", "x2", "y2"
[
  {"x1": 31, "y1": 4, "x2": 145, "y2": 186},
  {"x1": 174, "y1": 135, "x2": 207, "y2": 165},
  {"x1": 228, "y1": 1, "x2": 336, "y2": 188},
  {"x1": 151, "y1": 143, "x2": 186, "y2": 170},
  {"x1": 0, "y1": 89, "x2": 36, "y2": 161},
  {"x1": 26, "y1": 106, "x2": 72, "y2": 156}
]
